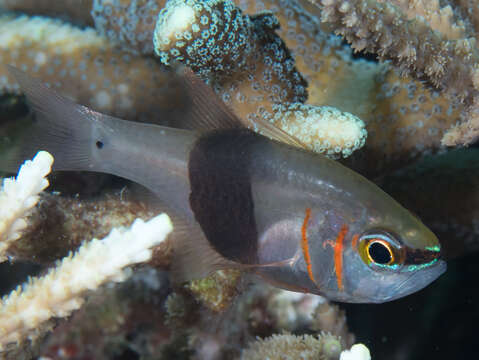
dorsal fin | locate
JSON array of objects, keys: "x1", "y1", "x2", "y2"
[
  {"x1": 177, "y1": 67, "x2": 241, "y2": 130},
  {"x1": 178, "y1": 67, "x2": 307, "y2": 148}
]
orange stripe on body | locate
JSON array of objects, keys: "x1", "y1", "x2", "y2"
[
  {"x1": 301, "y1": 208, "x2": 317, "y2": 285},
  {"x1": 334, "y1": 224, "x2": 349, "y2": 291},
  {"x1": 351, "y1": 234, "x2": 359, "y2": 252}
]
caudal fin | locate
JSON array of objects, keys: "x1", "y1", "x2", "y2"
[{"x1": 1, "y1": 66, "x2": 98, "y2": 173}]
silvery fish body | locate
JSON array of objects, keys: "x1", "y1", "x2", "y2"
[{"x1": 3, "y1": 68, "x2": 446, "y2": 303}]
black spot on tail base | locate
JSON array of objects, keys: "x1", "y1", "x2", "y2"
[{"x1": 188, "y1": 129, "x2": 263, "y2": 264}]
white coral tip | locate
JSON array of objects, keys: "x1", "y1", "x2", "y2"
[{"x1": 340, "y1": 343, "x2": 371, "y2": 360}]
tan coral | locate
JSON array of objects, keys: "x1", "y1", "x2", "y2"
[
  {"x1": 243, "y1": 0, "x2": 464, "y2": 171},
  {"x1": 454, "y1": 0, "x2": 479, "y2": 43},
  {"x1": 0, "y1": 0, "x2": 94, "y2": 26},
  {"x1": 441, "y1": 93, "x2": 479, "y2": 146},
  {"x1": 316, "y1": 0, "x2": 479, "y2": 99},
  {"x1": 387, "y1": 0, "x2": 466, "y2": 40},
  {"x1": 314, "y1": 0, "x2": 479, "y2": 149},
  {"x1": 0, "y1": 15, "x2": 184, "y2": 123},
  {"x1": 1, "y1": 1, "x2": 470, "y2": 165},
  {"x1": 265, "y1": 289, "x2": 325, "y2": 331},
  {"x1": 312, "y1": 302, "x2": 355, "y2": 348},
  {"x1": 91, "y1": 0, "x2": 163, "y2": 54},
  {"x1": 240, "y1": 0, "x2": 455, "y2": 168},
  {"x1": 346, "y1": 69, "x2": 463, "y2": 176},
  {"x1": 241, "y1": 333, "x2": 343, "y2": 360}
]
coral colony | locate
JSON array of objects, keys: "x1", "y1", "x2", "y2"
[{"x1": 0, "y1": 0, "x2": 478, "y2": 358}]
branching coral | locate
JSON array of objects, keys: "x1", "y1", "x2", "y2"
[
  {"x1": 0, "y1": 151, "x2": 53, "y2": 261},
  {"x1": 272, "y1": 103, "x2": 366, "y2": 157},
  {"x1": 317, "y1": 0, "x2": 478, "y2": 102},
  {"x1": 0, "y1": 213, "x2": 172, "y2": 352},
  {"x1": 154, "y1": 0, "x2": 258, "y2": 79},
  {"x1": 265, "y1": 288, "x2": 325, "y2": 331},
  {"x1": 313, "y1": 0, "x2": 479, "y2": 149},
  {"x1": 4, "y1": 191, "x2": 161, "y2": 264},
  {"x1": 153, "y1": 0, "x2": 310, "y2": 128},
  {"x1": 241, "y1": 333, "x2": 341, "y2": 360},
  {"x1": 312, "y1": 302, "x2": 355, "y2": 348},
  {"x1": 241, "y1": 332, "x2": 369, "y2": 360},
  {"x1": 0, "y1": 152, "x2": 173, "y2": 355}
]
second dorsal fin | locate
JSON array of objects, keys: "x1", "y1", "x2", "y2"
[
  {"x1": 177, "y1": 67, "x2": 242, "y2": 131},
  {"x1": 178, "y1": 67, "x2": 307, "y2": 149}
]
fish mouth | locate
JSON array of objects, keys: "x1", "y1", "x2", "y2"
[
  {"x1": 386, "y1": 259, "x2": 447, "y2": 302},
  {"x1": 347, "y1": 259, "x2": 447, "y2": 304}
]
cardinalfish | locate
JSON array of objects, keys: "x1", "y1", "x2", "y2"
[{"x1": 1, "y1": 67, "x2": 446, "y2": 303}]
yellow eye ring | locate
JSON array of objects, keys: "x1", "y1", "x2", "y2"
[
  {"x1": 366, "y1": 239, "x2": 395, "y2": 265},
  {"x1": 357, "y1": 230, "x2": 405, "y2": 269}
]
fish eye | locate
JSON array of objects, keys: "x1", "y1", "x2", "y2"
[
  {"x1": 358, "y1": 230, "x2": 405, "y2": 270},
  {"x1": 367, "y1": 240, "x2": 394, "y2": 265}
]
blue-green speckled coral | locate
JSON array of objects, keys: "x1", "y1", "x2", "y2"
[
  {"x1": 153, "y1": 0, "x2": 307, "y2": 124},
  {"x1": 92, "y1": 0, "x2": 161, "y2": 55},
  {"x1": 154, "y1": 0, "x2": 254, "y2": 78}
]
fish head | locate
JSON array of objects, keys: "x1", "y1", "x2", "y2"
[
  {"x1": 307, "y1": 200, "x2": 446, "y2": 303},
  {"x1": 343, "y1": 229, "x2": 445, "y2": 303}
]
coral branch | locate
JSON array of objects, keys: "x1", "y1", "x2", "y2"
[
  {"x1": 0, "y1": 213, "x2": 173, "y2": 352},
  {"x1": 273, "y1": 103, "x2": 366, "y2": 157},
  {"x1": 441, "y1": 102, "x2": 479, "y2": 146},
  {"x1": 4, "y1": 191, "x2": 164, "y2": 265},
  {"x1": 388, "y1": 0, "x2": 467, "y2": 40},
  {"x1": 0, "y1": 151, "x2": 53, "y2": 261},
  {"x1": 241, "y1": 333, "x2": 343, "y2": 360},
  {"x1": 317, "y1": 0, "x2": 479, "y2": 105},
  {"x1": 153, "y1": 0, "x2": 307, "y2": 107}
]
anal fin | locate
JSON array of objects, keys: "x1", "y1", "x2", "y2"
[
  {"x1": 125, "y1": 184, "x2": 239, "y2": 283},
  {"x1": 169, "y1": 213, "x2": 241, "y2": 283}
]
